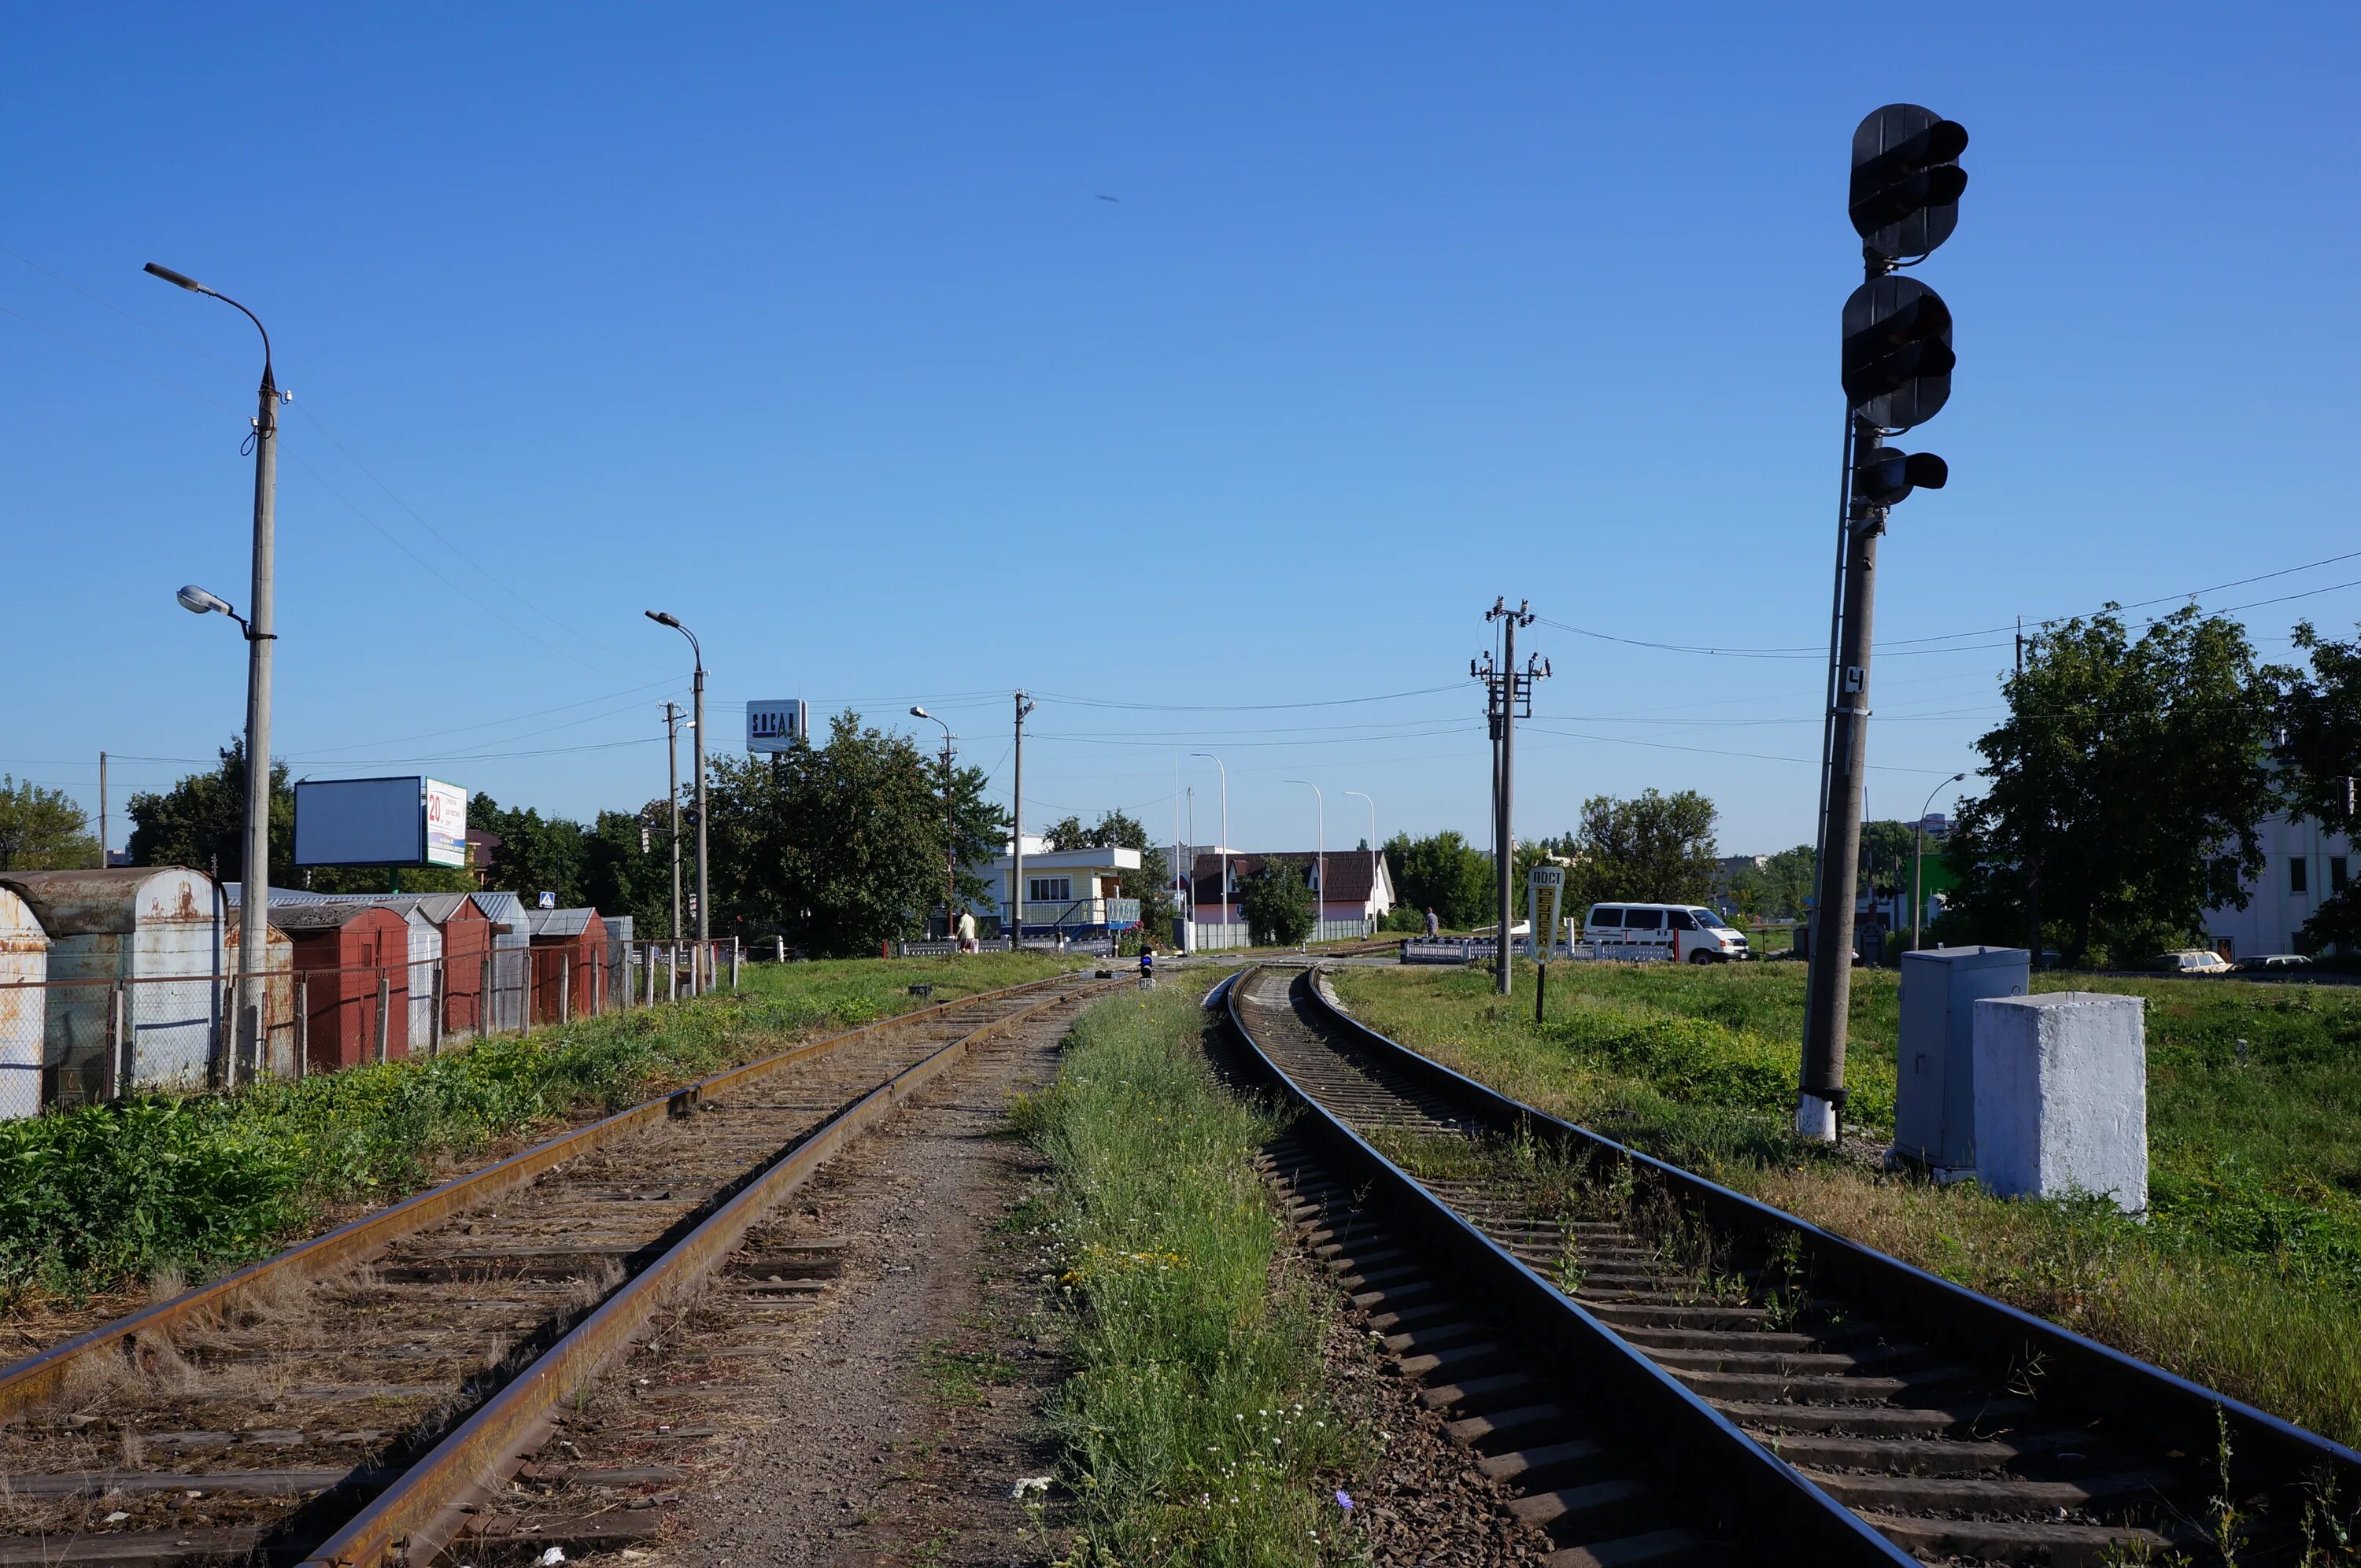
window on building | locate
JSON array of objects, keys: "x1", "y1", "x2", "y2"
[
  {"x1": 1028, "y1": 876, "x2": 1072, "y2": 902},
  {"x1": 2289, "y1": 857, "x2": 2308, "y2": 896},
  {"x1": 2333, "y1": 857, "x2": 2350, "y2": 895}
]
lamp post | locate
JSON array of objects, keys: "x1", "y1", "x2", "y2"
[
  {"x1": 1345, "y1": 790, "x2": 1376, "y2": 934},
  {"x1": 911, "y1": 707, "x2": 956, "y2": 939},
  {"x1": 150, "y1": 262, "x2": 279, "y2": 1079},
  {"x1": 645, "y1": 612, "x2": 706, "y2": 944},
  {"x1": 1190, "y1": 752, "x2": 1228, "y2": 937},
  {"x1": 1284, "y1": 780, "x2": 1324, "y2": 945},
  {"x1": 1913, "y1": 773, "x2": 1968, "y2": 954}
]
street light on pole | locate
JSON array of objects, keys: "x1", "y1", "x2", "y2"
[
  {"x1": 1913, "y1": 773, "x2": 1968, "y2": 954},
  {"x1": 911, "y1": 707, "x2": 956, "y2": 939},
  {"x1": 1345, "y1": 791, "x2": 1376, "y2": 934},
  {"x1": 1190, "y1": 753, "x2": 1228, "y2": 936},
  {"x1": 150, "y1": 261, "x2": 280, "y2": 1083},
  {"x1": 645, "y1": 612, "x2": 707, "y2": 946},
  {"x1": 1284, "y1": 780, "x2": 1323, "y2": 946}
]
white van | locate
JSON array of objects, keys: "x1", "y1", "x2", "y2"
[{"x1": 1582, "y1": 903, "x2": 1751, "y2": 964}]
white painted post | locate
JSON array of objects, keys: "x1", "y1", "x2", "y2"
[
  {"x1": 430, "y1": 963, "x2": 445, "y2": 1057},
  {"x1": 730, "y1": 939, "x2": 741, "y2": 991},
  {"x1": 374, "y1": 976, "x2": 391, "y2": 1064},
  {"x1": 667, "y1": 945, "x2": 679, "y2": 1002},
  {"x1": 560, "y1": 954, "x2": 573, "y2": 1024}
]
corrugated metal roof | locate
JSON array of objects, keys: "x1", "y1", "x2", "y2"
[
  {"x1": 261, "y1": 903, "x2": 398, "y2": 932},
  {"x1": 528, "y1": 907, "x2": 595, "y2": 939}
]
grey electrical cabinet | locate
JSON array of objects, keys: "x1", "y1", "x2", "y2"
[{"x1": 1894, "y1": 945, "x2": 2030, "y2": 1172}]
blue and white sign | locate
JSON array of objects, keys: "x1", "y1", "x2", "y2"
[
  {"x1": 537, "y1": 891, "x2": 557, "y2": 909},
  {"x1": 748, "y1": 699, "x2": 810, "y2": 754}
]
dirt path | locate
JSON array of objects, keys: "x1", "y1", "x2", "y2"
[{"x1": 609, "y1": 999, "x2": 1073, "y2": 1567}]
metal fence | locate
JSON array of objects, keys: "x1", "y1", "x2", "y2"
[{"x1": 1, "y1": 939, "x2": 742, "y2": 1116}]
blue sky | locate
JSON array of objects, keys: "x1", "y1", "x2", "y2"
[{"x1": 6, "y1": 3, "x2": 2357, "y2": 862}]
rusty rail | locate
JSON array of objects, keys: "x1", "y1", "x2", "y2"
[
  {"x1": 299, "y1": 976, "x2": 1114, "y2": 1567},
  {"x1": 0, "y1": 972, "x2": 1079, "y2": 1422}
]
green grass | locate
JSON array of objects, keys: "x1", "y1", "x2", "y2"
[
  {"x1": 0, "y1": 953, "x2": 1073, "y2": 1312},
  {"x1": 1011, "y1": 987, "x2": 1361, "y2": 1566},
  {"x1": 1330, "y1": 960, "x2": 2361, "y2": 1445}
]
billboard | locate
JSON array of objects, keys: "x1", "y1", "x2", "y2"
[
  {"x1": 747, "y1": 699, "x2": 809, "y2": 754},
  {"x1": 294, "y1": 776, "x2": 469, "y2": 867},
  {"x1": 424, "y1": 779, "x2": 467, "y2": 868}
]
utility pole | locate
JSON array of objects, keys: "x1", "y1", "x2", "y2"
[
  {"x1": 664, "y1": 702, "x2": 683, "y2": 941},
  {"x1": 97, "y1": 751, "x2": 107, "y2": 869},
  {"x1": 1798, "y1": 105, "x2": 1968, "y2": 1141},
  {"x1": 145, "y1": 263, "x2": 279, "y2": 1075},
  {"x1": 1012, "y1": 692, "x2": 1036, "y2": 946},
  {"x1": 645, "y1": 612, "x2": 708, "y2": 944},
  {"x1": 1474, "y1": 600, "x2": 1544, "y2": 996}
]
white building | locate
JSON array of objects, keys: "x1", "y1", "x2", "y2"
[
  {"x1": 961, "y1": 842, "x2": 1145, "y2": 939},
  {"x1": 2204, "y1": 810, "x2": 2353, "y2": 959}
]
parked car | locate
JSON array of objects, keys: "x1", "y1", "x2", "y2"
[
  {"x1": 2152, "y1": 949, "x2": 2234, "y2": 976},
  {"x1": 1583, "y1": 903, "x2": 1751, "y2": 964},
  {"x1": 2240, "y1": 953, "x2": 2313, "y2": 973}
]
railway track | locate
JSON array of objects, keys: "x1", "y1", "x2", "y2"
[
  {"x1": 1217, "y1": 963, "x2": 2361, "y2": 1567},
  {"x1": 0, "y1": 971, "x2": 1113, "y2": 1566}
]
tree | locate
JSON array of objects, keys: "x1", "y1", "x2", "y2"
[
  {"x1": 0, "y1": 777, "x2": 98, "y2": 872},
  {"x1": 1383, "y1": 831, "x2": 1493, "y2": 929},
  {"x1": 1241, "y1": 858, "x2": 1314, "y2": 946},
  {"x1": 126, "y1": 740, "x2": 296, "y2": 884},
  {"x1": 705, "y1": 711, "x2": 980, "y2": 957},
  {"x1": 1561, "y1": 789, "x2": 1720, "y2": 912},
  {"x1": 1942, "y1": 607, "x2": 2277, "y2": 966},
  {"x1": 2279, "y1": 621, "x2": 2361, "y2": 954},
  {"x1": 471, "y1": 795, "x2": 590, "y2": 907}
]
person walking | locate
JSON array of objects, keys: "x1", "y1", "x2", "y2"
[
  {"x1": 1424, "y1": 906, "x2": 1439, "y2": 939},
  {"x1": 956, "y1": 909, "x2": 977, "y2": 954}
]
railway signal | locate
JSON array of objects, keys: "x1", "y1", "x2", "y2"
[
  {"x1": 1801, "y1": 105, "x2": 1970, "y2": 1144},
  {"x1": 1849, "y1": 104, "x2": 1968, "y2": 260},
  {"x1": 1840, "y1": 276, "x2": 1954, "y2": 430}
]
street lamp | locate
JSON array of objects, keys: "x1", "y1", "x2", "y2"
[
  {"x1": 150, "y1": 261, "x2": 280, "y2": 1080},
  {"x1": 1913, "y1": 773, "x2": 1969, "y2": 954},
  {"x1": 1344, "y1": 790, "x2": 1376, "y2": 935},
  {"x1": 1284, "y1": 780, "x2": 1324, "y2": 946},
  {"x1": 1190, "y1": 753, "x2": 1228, "y2": 937},
  {"x1": 911, "y1": 707, "x2": 956, "y2": 941},
  {"x1": 645, "y1": 611, "x2": 707, "y2": 947}
]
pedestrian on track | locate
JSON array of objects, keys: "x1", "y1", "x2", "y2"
[{"x1": 1424, "y1": 906, "x2": 1439, "y2": 939}]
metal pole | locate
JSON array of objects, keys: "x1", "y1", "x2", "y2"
[
  {"x1": 1012, "y1": 692, "x2": 1035, "y2": 947},
  {"x1": 1347, "y1": 791, "x2": 1375, "y2": 933},
  {"x1": 97, "y1": 751, "x2": 107, "y2": 869},
  {"x1": 292, "y1": 977, "x2": 307, "y2": 1080},
  {"x1": 1801, "y1": 404, "x2": 1857, "y2": 1026},
  {"x1": 944, "y1": 736, "x2": 955, "y2": 937},
  {"x1": 665, "y1": 702, "x2": 682, "y2": 941},
  {"x1": 693, "y1": 658, "x2": 708, "y2": 944},
  {"x1": 1799, "y1": 412, "x2": 1887, "y2": 1141},
  {"x1": 1487, "y1": 603, "x2": 1532, "y2": 995},
  {"x1": 374, "y1": 975, "x2": 390, "y2": 1064}
]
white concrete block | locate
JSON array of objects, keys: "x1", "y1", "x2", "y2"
[{"x1": 1970, "y1": 991, "x2": 2147, "y2": 1213}]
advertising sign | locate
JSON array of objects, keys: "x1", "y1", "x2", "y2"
[
  {"x1": 296, "y1": 777, "x2": 425, "y2": 866},
  {"x1": 424, "y1": 779, "x2": 467, "y2": 868},
  {"x1": 747, "y1": 699, "x2": 809, "y2": 754}
]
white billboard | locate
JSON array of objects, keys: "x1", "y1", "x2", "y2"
[
  {"x1": 748, "y1": 699, "x2": 809, "y2": 754},
  {"x1": 295, "y1": 776, "x2": 468, "y2": 867},
  {"x1": 424, "y1": 779, "x2": 468, "y2": 868}
]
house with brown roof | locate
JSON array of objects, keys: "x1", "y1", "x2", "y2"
[{"x1": 1189, "y1": 850, "x2": 1395, "y2": 928}]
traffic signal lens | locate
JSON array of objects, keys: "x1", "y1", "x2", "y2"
[{"x1": 1853, "y1": 446, "x2": 1948, "y2": 507}]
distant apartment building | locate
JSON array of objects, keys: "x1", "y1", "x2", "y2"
[{"x1": 2205, "y1": 810, "x2": 2353, "y2": 958}]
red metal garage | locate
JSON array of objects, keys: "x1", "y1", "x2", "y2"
[
  {"x1": 527, "y1": 908, "x2": 608, "y2": 1023},
  {"x1": 274, "y1": 904, "x2": 411, "y2": 1070}
]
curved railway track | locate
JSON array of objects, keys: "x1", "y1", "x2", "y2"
[
  {"x1": 0, "y1": 971, "x2": 1113, "y2": 1567},
  {"x1": 1217, "y1": 963, "x2": 2361, "y2": 1567}
]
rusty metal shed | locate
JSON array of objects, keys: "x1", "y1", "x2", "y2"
[
  {"x1": 0, "y1": 868, "x2": 223, "y2": 1104},
  {"x1": 218, "y1": 898, "x2": 301, "y2": 1079},
  {"x1": 272, "y1": 903, "x2": 410, "y2": 1071},
  {"x1": 0, "y1": 888, "x2": 50, "y2": 1119}
]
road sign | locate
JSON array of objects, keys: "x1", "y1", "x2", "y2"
[
  {"x1": 537, "y1": 891, "x2": 556, "y2": 909},
  {"x1": 747, "y1": 699, "x2": 809, "y2": 754},
  {"x1": 1527, "y1": 865, "x2": 1566, "y2": 961},
  {"x1": 1850, "y1": 104, "x2": 1968, "y2": 261}
]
